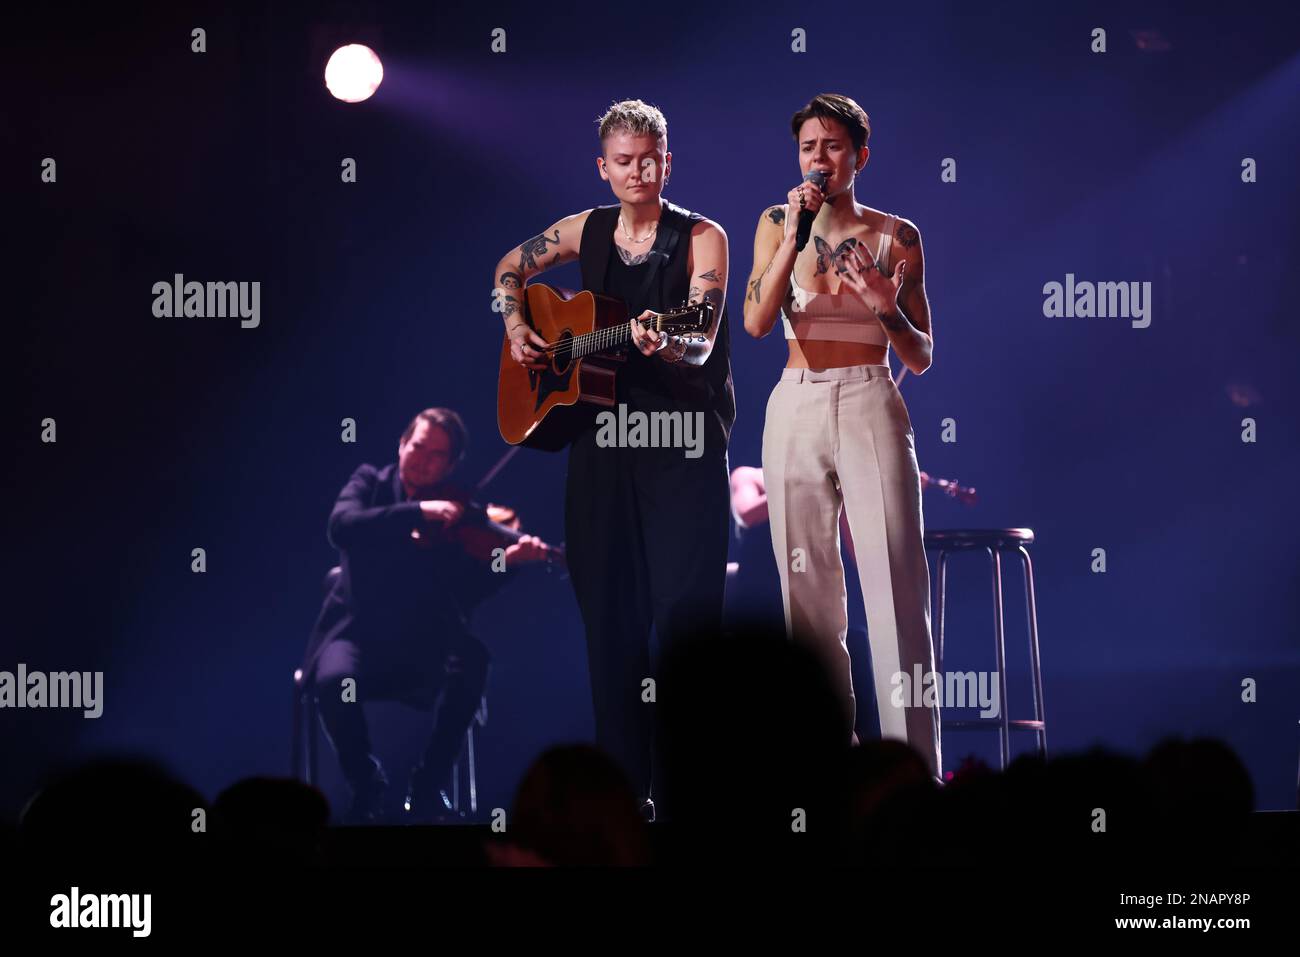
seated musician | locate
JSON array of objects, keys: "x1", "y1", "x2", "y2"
[{"x1": 302, "y1": 407, "x2": 552, "y2": 824}]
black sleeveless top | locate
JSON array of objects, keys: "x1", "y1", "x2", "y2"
[{"x1": 578, "y1": 201, "x2": 736, "y2": 450}]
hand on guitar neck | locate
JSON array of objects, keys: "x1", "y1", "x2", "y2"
[{"x1": 630, "y1": 310, "x2": 686, "y2": 360}]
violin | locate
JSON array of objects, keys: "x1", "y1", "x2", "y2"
[
  {"x1": 452, "y1": 501, "x2": 566, "y2": 570},
  {"x1": 410, "y1": 490, "x2": 565, "y2": 573}
]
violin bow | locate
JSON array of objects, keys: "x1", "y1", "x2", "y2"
[{"x1": 476, "y1": 445, "x2": 521, "y2": 493}]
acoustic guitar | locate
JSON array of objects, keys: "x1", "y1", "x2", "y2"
[{"x1": 497, "y1": 283, "x2": 714, "y2": 450}]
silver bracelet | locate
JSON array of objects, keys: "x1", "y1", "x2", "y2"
[{"x1": 661, "y1": 335, "x2": 688, "y2": 363}]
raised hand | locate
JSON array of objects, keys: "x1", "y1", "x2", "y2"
[{"x1": 840, "y1": 245, "x2": 908, "y2": 321}]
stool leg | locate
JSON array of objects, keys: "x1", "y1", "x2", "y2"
[
  {"x1": 1018, "y1": 545, "x2": 1047, "y2": 758},
  {"x1": 306, "y1": 692, "x2": 319, "y2": 787},
  {"x1": 935, "y1": 550, "x2": 948, "y2": 675},
  {"x1": 989, "y1": 547, "x2": 1010, "y2": 770},
  {"x1": 466, "y1": 724, "x2": 478, "y2": 816},
  {"x1": 291, "y1": 672, "x2": 303, "y2": 780},
  {"x1": 452, "y1": 758, "x2": 461, "y2": 814}
]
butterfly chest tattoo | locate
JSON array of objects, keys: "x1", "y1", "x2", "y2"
[{"x1": 812, "y1": 235, "x2": 863, "y2": 276}]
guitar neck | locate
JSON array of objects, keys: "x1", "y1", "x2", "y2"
[
  {"x1": 569, "y1": 319, "x2": 637, "y2": 360},
  {"x1": 564, "y1": 307, "x2": 704, "y2": 360}
]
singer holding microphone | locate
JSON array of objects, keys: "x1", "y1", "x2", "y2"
[{"x1": 742, "y1": 93, "x2": 942, "y2": 781}]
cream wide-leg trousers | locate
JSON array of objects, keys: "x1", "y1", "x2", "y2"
[{"x1": 761, "y1": 363, "x2": 942, "y2": 778}]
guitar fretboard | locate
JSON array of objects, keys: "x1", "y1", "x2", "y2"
[
  {"x1": 560, "y1": 309, "x2": 701, "y2": 360},
  {"x1": 569, "y1": 320, "x2": 635, "y2": 359}
]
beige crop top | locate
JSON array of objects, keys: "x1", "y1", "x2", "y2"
[{"x1": 781, "y1": 213, "x2": 896, "y2": 345}]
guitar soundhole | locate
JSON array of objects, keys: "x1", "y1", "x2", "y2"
[{"x1": 553, "y1": 329, "x2": 573, "y2": 375}]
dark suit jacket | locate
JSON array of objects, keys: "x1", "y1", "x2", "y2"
[{"x1": 302, "y1": 462, "x2": 516, "y2": 683}]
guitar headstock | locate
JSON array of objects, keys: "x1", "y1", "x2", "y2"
[{"x1": 655, "y1": 299, "x2": 715, "y2": 336}]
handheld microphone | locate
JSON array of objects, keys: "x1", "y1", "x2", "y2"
[{"x1": 795, "y1": 169, "x2": 829, "y2": 252}]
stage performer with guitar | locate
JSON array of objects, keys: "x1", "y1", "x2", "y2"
[{"x1": 492, "y1": 99, "x2": 734, "y2": 821}]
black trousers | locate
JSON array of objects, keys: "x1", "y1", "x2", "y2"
[
  {"x1": 313, "y1": 627, "x2": 490, "y2": 792},
  {"x1": 563, "y1": 389, "x2": 731, "y2": 802}
]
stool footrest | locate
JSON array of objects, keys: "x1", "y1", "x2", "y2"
[{"x1": 941, "y1": 719, "x2": 1045, "y2": 731}]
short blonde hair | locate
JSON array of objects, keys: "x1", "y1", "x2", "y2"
[{"x1": 596, "y1": 99, "x2": 668, "y2": 147}]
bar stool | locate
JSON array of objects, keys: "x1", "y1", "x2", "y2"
[{"x1": 924, "y1": 528, "x2": 1046, "y2": 771}]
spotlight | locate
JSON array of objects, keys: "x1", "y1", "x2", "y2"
[{"x1": 325, "y1": 44, "x2": 384, "y2": 103}]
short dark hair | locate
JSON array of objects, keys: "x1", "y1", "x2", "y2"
[
  {"x1": 399, "y1": 407, "x2": 468, "y2": 465},
  {"x1": 790, "y1": 93, "x2": 871, "y2": 152}
]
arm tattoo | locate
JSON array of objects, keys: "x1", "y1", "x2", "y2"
[
  {"x1": 683, "y1": 288, "x2": 726, "y2": 358},
  {"x1": 688, "y1": 284, "x2": 702, "y2": 303},
  {"x1": 746, "y1": 260, "x2": 773, "y2": 304},
  {"x1": 813, "y1": 236, "x2": 859, "y2": 275},
  {"x1": 502, "y1": 295, "x2": 519, "y2": 319},
  {"x1": 499, "y1": 271, "x2": 523, "y2": 289},
  {"x1": 518, "y1": 229, "x2": 561, "y2": 272},
  {"x1": 767, "y1": 207, "x2": 785, "y2": 226},
  {"x1": 877, "y1": 309, "x2": 909, "y2": 333},
  {"x1": 698, "y1": 268, "x2": 722, "y2": 283},
  {"x1": 895, "y1": 223, "x2": 919, "y2": 249}
]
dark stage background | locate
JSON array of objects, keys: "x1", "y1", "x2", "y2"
[{"x1": 9, "y1": 0, "x2": 1299, "y2": 819}]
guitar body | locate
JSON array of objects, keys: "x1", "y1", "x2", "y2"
[{"x1": 498, "y1": 284, "x2": 629, "y2": 450}]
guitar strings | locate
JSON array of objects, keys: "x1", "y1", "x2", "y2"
[{"x1": 533, "y1": 308, "x2": 710, "y2": 360}]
